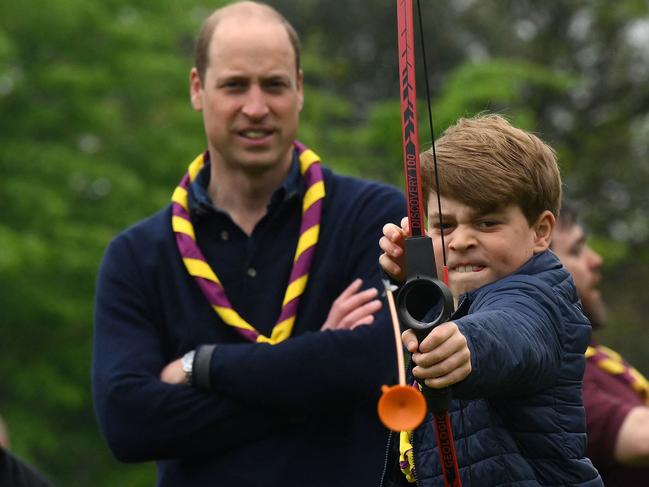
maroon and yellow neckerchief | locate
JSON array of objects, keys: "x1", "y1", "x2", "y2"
[
  {"x1": 586, "y1": 344, "x2": 649, "y2": 403},
  {"x1": 171, "y1": 141, "x2": 325, "y2": 344}
]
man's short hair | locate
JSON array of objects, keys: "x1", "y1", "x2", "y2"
[
  {"x1": 421, "y1": 114, "x2": 561, "y2": 225},
  {"x1": 194, "y1": 1, "x2": 301, "y2": 83},
  {"x1": 556, "y1": 199, "x2": 579, "y2": 229}
]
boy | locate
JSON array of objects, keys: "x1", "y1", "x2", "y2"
[{"x1": 378, "y1": 114, "x2": 602, "y2": 486}]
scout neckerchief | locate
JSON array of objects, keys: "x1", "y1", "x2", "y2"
[
  {"x1": 586, "y1": 344, "x2": 649, "y2": 403},
  {"x1": 399, "y1": 430, "x2": 417, "y2": 483},
  {"x1": 171, "y1": 141, "x2": 325, "y2": 345}
]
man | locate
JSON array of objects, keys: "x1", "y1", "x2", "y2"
[
  {"x1": 551, "y1": 201, "x2": 649, "y2": 485},
  {"x1": 0, "y1": 416, "x2": 54, "y2": 487},
  {"x1": 0, "y1": 449, "x2": 54, "y2": 487},
  {"x1": 92, "y1": 2, "x2": 406, "y2": 486},
  {"x1": 0, "y1": 415, "x2": 8, "y2": 450}
]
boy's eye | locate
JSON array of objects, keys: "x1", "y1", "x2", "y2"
[
  {"x1": 430, "y1": 221, "x2": 454, "y2": 233},
  {"x1": 476, "y1": 220, "x2": 499, "y2": 229}
]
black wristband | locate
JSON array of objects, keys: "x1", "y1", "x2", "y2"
[{"x1": 193, "y1": 344, "x2": 216, "y2": 391}]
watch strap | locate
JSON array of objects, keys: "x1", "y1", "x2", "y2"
[{"x1": 194, "y1": 344, "x2": 216, "y2": 390}]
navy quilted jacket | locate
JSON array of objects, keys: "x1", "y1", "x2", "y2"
[{"x1": 382, "y1": 250, "x2": 603, "y2": 487}]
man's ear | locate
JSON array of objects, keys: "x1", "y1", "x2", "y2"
[
  {"x1": 296, "y1": 69, "x2": 304, "y2": 112},
  {"x1": 532, "y1": 210, "x2": 556, "y2": 253},
  {"x1": 190, "y1": 68, "x2": 203, "y2": 111}
]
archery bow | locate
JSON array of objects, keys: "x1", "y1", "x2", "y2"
[{"x1": 394, "y1": 0, "x2": 461, "y2": 485}]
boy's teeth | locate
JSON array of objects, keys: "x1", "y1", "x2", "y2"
[{"x1": 456, "y1": 265, "x2": 481, "y2": 273}]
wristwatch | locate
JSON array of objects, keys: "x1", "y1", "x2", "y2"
[{"x1": 182, "y1": 350, "x2": 196, "y2": 386}]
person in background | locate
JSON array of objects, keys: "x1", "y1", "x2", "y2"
[
  {"x1": 551, "y1": 200, "x2": 649, "y2": 486},
  {"x1": 0, "y1": 414, "x2": 54, "y2": 487},
  {"x1": 0, "y1": 415, "x2": 9, "y2": 449},
  {"x1": 92, "y1": 1, "x2": 406, "y2": 486}
]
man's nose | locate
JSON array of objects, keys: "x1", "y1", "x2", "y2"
[
  {"x1": 241, "y1": 85, "x2": 270, "y2": 119},
  {"x1": 586, "y1": 245, "x2": 603, "y2": 269}
]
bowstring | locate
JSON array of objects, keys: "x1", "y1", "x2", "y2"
[
  {"x1": 415, "y1": 0, "x2": 447, "y2": 280},
  {"x1": 415, "y1": 1, "x2": 473, "y2": 484}
]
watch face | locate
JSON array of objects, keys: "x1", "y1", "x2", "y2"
[
  {"x1": 182, "y1": 351, "x2": 195, "y2": 372},
  {"x1": 182, "y1": 350, "x2": 196, "y2": 386}
]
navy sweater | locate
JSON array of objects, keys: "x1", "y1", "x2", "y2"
[{"x1": 92, "y1": 161, "x2": 407, "y2": 487}]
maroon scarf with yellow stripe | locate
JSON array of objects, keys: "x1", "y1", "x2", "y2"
[{"x1": 171, "y1": 141, "x2": 325, "y2": 344}]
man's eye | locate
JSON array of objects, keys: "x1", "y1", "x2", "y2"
[
  {"x1": 570, "y1": 244, "x2": 585, "y2": 256},
  {"x1": 222, "y1": 81, "x2": 245, "y2": 89},
  {"x1": 266, "y1": 80, "x2": 288, "y2": 91}
]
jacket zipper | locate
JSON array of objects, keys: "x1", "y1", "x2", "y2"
[
  {"x1": 379, "y1": 430, "x2": 393, "y2": 487},
  {"x1": 411, "y1": 429, "x2": 419, "y2": 485}
]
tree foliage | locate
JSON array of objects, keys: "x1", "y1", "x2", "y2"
[{"x1": 1, "y1": 0, "x2": 647, "y2": 485}]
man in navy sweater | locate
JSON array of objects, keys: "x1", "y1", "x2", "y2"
[{"x1": 92, "y1": 1, "x2": 406, "y2": 486}]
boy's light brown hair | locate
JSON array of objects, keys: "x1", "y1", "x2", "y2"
[{"x1": 421, "y1": 114, "x2": 561, "y2": 225}]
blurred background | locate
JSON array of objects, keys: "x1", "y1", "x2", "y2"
[{"x1": 1, "y1": 0, "x2": 648, "y2": 484}]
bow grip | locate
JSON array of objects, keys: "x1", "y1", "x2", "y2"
[
  {"x1": 396, "y1": 235, "x2": 455, "y2": 412},
  {"x1": 396, "y1": 236, "x2": 454, "y2": 333}
]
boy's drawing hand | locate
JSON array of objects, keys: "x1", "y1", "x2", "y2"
[
  {"x1": 321, "y1": 278, "x2": 381, "y2": 331},
  {"x1": 379, "y1": 216, "x2": 410, "y2": 282},
  {"x1": 402, "y1": 323, "x2": 472, "y2": 388}
]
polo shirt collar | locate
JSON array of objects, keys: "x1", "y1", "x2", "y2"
[{"x1": 187, "y1": 150, "x2": 302, "y2": 218}]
